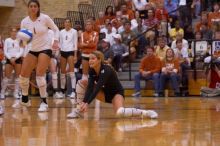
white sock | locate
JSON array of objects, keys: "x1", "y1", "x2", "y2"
[
  {"x1": 60, "y1": 73, "x2": 66, "y2": 90},
  {"x1": 116, "y1": 107, "x2": 143, "y2": 117},
  {"x1": 82, "y1": 74, "x2": 88, "y2": 80},
  {"x1": 52, "y1": 72, "x2": 58, "y2": 89},
  {"x1": 19, "y1": 76, "x2": 30, "y2": 96},
  {"x1": 36, "y1": 76, "x2": 47, "y2": 97},
  {"x1": 1, "y1": 78, "x2": 9, "y2": 94},
  {"x1": 14, "y1": 78, "x2": 20, "y2": 96},
  {"x1": 69, "y1": 72, "x2": 76, "y2": 91}
]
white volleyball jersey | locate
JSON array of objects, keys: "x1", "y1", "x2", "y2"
[
  {"x1": 59, "y1": 28, "x2": 78, "y2": 52},
  {"x1": 4, "y1": 38, "x2": 24, "y2": 59},
  {"x1": 20, "y1": 13, "x2": 59, "y2": 52}
]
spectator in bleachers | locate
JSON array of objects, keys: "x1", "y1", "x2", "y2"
[
  {"x1": 208, "y1": 2, "x2": 220, "y2": 26},
  {"x1": 118, "y1": 17, "x2": 138, "y2": 33},
  {"x1": 100, "y1": 19, "x2": 117, "y2": 34},
  {"x1": 164, "y1": 0, "x2": 178, "y2": 27},
  {"x1": 120, "y1": 20, "x2": 137, "y2": 46},
  {"x1": 184, "y1": 25, "x2": 195, "y2": 40},
  {"x1": 120, "y1": 2, "x2": 135, "y2": 20},
  {"x1": 125, "y1": 0, "x2": 133, "y2": 9},
  {"x1": 192, "y1": 0, "x2": 201, "y2": 18},
  {"x1": 204, "y1": 31, "x2": 220, "y2": 64},
  {"x1": 178, "y1": 0, "x2": 193, "y2": 28},
  {"x1": 158, "y1": 13, "x2": 171, "y2": 36},
  {"x1": 195, "y1": 11, "x2": 210, "y2": 32},
  {"x1": 104, "y1": 6, "x2": 116, "y2": 21},
  {"x1": 174, "y1": 39, "x2": 190, "y2": 96},
  {"x1": 169, "y1": 21, "x2": 184, "y2": 41},
  {"x1": 95, "y1": 11, "x2": 105, "y2": 30},
  {"x1": 191, "y1": 31, "x2": 208, "y2": 61},
  {"x1": 159, "y1": 48, "x2": 180, "y2": 97},
  {"x1": 155, "y1": 36, "x2": 169, "y2": 61},
  {"x1": 132, "y1": 0, "x2": 148, "y2": 11},
  {"x1": 111, "y1": 34, "x2": 129, "y2": 72},
  {"x1": 132, "y1": 47, "x2": 161, "y2": 97},
  {"x1": 133, "y1": 18, "x2": 148, "y2": 58},
  {"x1": 171, "y1": 32, "x2": 189, "y2": 51},
  {"x1": 200, "y1": 22, "x2": 213, "y2": 40},
  {"x1": 155, "y1": 3, "x2": 168, "y2": 21},
  {"x1": 145, "y1": 30, "x2": 157, "y2": 47},
  {"x1": 99, "y1": 38, "x2": 114, "y2": 65},
  {"x1": 142, "y1": 8, "x2": 160, "y2": 28},
  {"x1": 111, "y1": 11, "x2": 123, "y2": 29},
  {"x1": 101, "y1": 23, "x2": 116, "y2": 46}
]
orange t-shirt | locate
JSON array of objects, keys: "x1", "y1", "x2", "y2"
[
  {"x1": 122, "y1": 9, "x2": 135, "y2": 20},
  {"x1": 79, "y1": 31, "x2": 99, "y2": 54},
  {"x1": 161, "y1": 58, "x2": 180, "y2": 73},
  {"x1": 139, "y1": 55, "x2": 161, "y2": 74},
  {"x1": 208, "y1": 12, "x2": 220, "y2": 25}
]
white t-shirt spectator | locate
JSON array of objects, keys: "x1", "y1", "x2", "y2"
[
  {"x1": 132, "y1": 0, "x2": 148, "y2": 10},
  {"x1": 171, "y1": 39, "x2": 189, "y2": 50}
]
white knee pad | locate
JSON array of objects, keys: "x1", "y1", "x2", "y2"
[
  {"x1": 76, "y1": 80, "x2": 88, "y2": 103},
  {"x1": 36, "y1": 76, "x2": 46, "y2": 88},
  {"x1": 19, "y1": 76, "x2": 29, "y2": 88},
  {"x1": 19, "y1": 76, "x2": 30, "y2": 95}
]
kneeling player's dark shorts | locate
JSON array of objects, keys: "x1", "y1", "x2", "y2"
[
  {"x1": 104, "y1": 90, "x2": 124, "y2": 103},
  {"x1": 60, "y1": 51, "x2": 74, "y2": 59},
  {"x1": 29, "y1": 49, "x2": 52, "y2": 58},
  {"x1": 6, "y1": 58, "x2": 22, "y2": 65}
]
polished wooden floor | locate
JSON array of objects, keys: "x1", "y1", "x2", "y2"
[{"x1": 0, "y1": 97, "x2": 220, "y2": 146}]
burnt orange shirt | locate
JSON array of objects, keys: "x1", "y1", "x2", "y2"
[
  {"x1": 79, "y1": 31, "x2": 99, "y2": 54},
  {"x1": 122, "y1": 9, "x2": 135, "y2": 20},
  {"x1": 208, "y1": 12, "x2": 220, "y2": 25},
  {"x1": 139, "y1": 55, "x2": 161, "y2": 74},
  {"x1": 161, "y1": 58, "x2": 180, "y2": 73}
]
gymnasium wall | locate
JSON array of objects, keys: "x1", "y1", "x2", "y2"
[{"x1": 0, "y1": 0, "x2": 90, "y2": 38}]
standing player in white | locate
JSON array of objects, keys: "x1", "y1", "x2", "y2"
[
  {"x1": 2, "y1": 28, "x2": 23, "y2": 99},
  {"x1": 0, "y1": 28, "x2": 24, "y2": 114},
  {"x1": 19, "y1": 0, "x2": 59, "y2": 112},
  {"x1": 59, "y1": 18, "x2": 78, "y2": 98}
]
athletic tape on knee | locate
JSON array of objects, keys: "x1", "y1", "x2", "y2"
[
  {"x1": 36, "y1": 76, "x2": 47, "y2": 97},
  {"x1": 19, "y1": 76, "x2": 29, "y2": 96}
]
